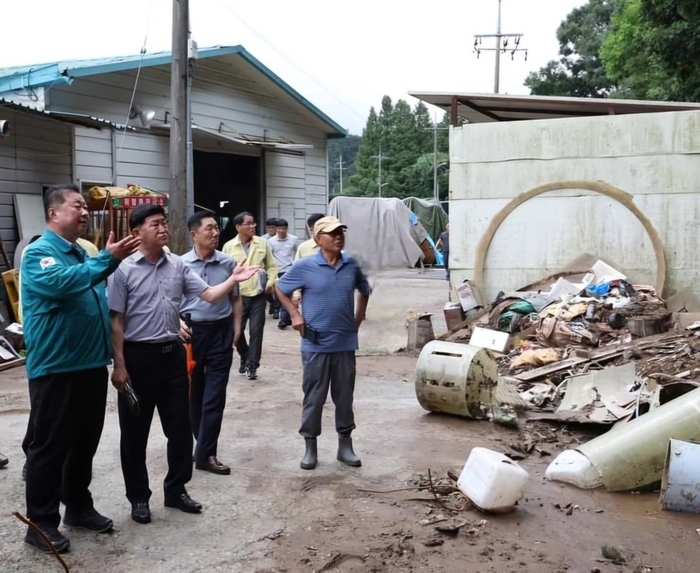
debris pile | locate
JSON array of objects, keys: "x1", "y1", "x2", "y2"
[{"x1": 449, "y1": 259, "x2": 700, "y2": 424}]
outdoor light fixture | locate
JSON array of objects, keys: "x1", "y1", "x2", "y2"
[
  {"x1": 129, "y1": 105, "x2": 156, "y2": 127},
  {"x1": 0, "y1": 120, "x2": 9, "y2": 137}
]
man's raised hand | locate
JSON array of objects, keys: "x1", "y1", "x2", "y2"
[{"x1": 106, "y1": 232, "x2": 141, "y2": 260}]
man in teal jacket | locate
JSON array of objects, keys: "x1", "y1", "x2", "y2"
[{"x1": 21, "y1": 183, "x2": 140, "y2": 554}]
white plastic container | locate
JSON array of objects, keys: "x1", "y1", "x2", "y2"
[{"x1": 457, "y1": 447, "x2": 529, "y2": 513}]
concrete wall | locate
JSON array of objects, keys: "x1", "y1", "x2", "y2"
[{"x1": 448, "y1": 110, "x2": 700, "y2": 301}]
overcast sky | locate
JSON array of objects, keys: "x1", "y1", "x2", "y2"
[{"x1": 1, "y1": 0, "x2": 587, "y2": 134}]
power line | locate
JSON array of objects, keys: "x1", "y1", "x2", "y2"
[
  {"x1": 115, "y1": 0, "x2": 156, "y2": 171},
  {"x1": 473, "y1": 0, "x2": 528, "y2": 93},
  {"x1": 210, "y1": 0, "x2": 367, "y2": 125}
]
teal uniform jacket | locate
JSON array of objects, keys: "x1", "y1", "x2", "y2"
[{"x1": 21, "y1": 230, "x2": 120, "y2": 380}]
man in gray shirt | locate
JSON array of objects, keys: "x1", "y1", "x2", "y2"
[
  {"x1": 179, "y1": 211, "x2": 241, "y2": 476},
  {"x1": 268, "y1": 218, "x2": 298, "y2": 329},
  {"x1": 108, "y1": 204, "x2": 258, "y2": 525}
]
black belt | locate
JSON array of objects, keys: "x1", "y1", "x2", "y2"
[
  {"x1": 186, "y1": 315, "x2": 232, "y2": 329},
  {"x1": 124, "y1": 340, "x2": 180, "y2": 354}
]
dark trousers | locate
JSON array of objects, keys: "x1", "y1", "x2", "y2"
[
  {"x1": 190, "y1": 319, "x2": 234, "y2": 463},
  {"x1": 235, "y1": 294, "x2": 267, "y2": 370},
  {"x1": 272, "y1": 272, "x2": 291, "y2": 325},
  {"x1": 119, "y1": 341, "x2": 192, "y2": 504},
  {"x1": 299, "y1": 351, "x2": 356, "y2": 438},
  {"x1": 21, "y1": 408, "x2": 34, "y2": 457},
  {"x1": 444, "y1": 251, "x2": 450, "y2": 281},
  {"x1": 25, "y1": 367, "x2": 108, "y2": 529}
]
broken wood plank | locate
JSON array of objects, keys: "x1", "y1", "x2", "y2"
[
  {"x1": 513, "y1": 357, "x2": 589, "y2": 382},
  {"x1": 437, "y1": 308, "x2": 489, "y2": 341},
  {"x1": 513, "y1": 331, "x2": 693, "y2": 382},
  {"x1": 0, "y1": 357, "x2": 25, "y2": 372}
]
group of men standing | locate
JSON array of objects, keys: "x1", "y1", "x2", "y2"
[{"x1": 12, "y1": 183, "x2": 371, "y2": 556}]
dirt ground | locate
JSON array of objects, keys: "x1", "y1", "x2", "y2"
[{"x1": 0, "y1": 269, "x2": 697, "y2": 573}]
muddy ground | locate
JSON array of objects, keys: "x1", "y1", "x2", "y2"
[{"x1": 0, "y1": 269, "x2": 697, "y2": 573}]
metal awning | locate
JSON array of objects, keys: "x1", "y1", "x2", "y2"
[
  {"x1": 0, "y1": 98, "x2": 135, "y2": 130},
  {"x1": 195, "y1": 124, "x2": 313, "y2": 150},
  {"x1": 151, "y1": 122, "x2": 313, "y2": 150},
  {"x1": 409, "y1": 92, "x2": 700, "y2": 124}
]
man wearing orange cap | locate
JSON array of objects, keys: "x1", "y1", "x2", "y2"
[{"x1": 275, "y1": 216, "x2": 371, "y2": 470}]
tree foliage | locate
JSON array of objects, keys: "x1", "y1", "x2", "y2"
[
  {"x1": 601, "y1": 0, "x2": 700, "y2": 101},
  {"x1": 524, "y1": 0, "x2": 623, "y2": 98},
  {"x1": 526, "y1": 0, "x2": 700, "y2": 102},
  {"x1": 345, "y1": 98, "x2": 452, "y2": 200}
]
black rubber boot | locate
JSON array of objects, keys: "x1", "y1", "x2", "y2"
[
  {"x1": 300, "y1": 438, "x2": 317, "y2": 470},
  {"x1": 337, "y1": 435, "x2": 361, "y2": 467}
]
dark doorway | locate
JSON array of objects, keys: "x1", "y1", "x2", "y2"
[{"x1": 193, "y1": 150, "x2": 262, "y2": 243}]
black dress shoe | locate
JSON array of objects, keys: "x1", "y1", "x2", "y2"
[
  {"x1": 0, "y1": 452, "x2": 8, "y2": 468},
  {"x1": 63, "y1": 507, "x2": 113, "y2": 533},
  {"x1": 195, "y1": 456, "x2": 231, "y2": 475},
  {"x1": 164, "y1": 492, "x2": 202, "y2": 514},
  {"x1": 238, "y1": 362, "x2": 247, "y2": 374},
  {"x1": 272, "y1": 311, "x2": 280, "y2": 320},
  {"x1": 131, "y1": 502, "x2": 151, "y2": 524},
  {"x1": 25, "y1": 525, "x2": 70, "y2": 553}
]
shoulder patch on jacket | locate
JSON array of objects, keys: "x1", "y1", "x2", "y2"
[{"x1": 39, "y1": 257, "x2": 56, "y2": 270}]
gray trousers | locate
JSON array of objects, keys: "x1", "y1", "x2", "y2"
[{"x1": 300, "y1": 351, "x2": 356, "y2": 438}]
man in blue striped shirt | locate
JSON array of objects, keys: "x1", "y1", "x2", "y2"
[{"x1": 275, "y1": 216, "x2": 371, "y2": 470}]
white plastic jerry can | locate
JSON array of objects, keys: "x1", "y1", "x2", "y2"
[{"x1": 457, "y1": 447, "x2": 529, "y2": 513}]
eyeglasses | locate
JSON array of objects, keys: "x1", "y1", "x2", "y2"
[
  {"x1": 240, "y1": 222, "x2": 257, "y2": 227},
  {"x1": 318, "y1": 229, "x2": 346, "y2": 237}
]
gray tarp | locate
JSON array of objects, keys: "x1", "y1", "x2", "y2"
[
  {"x1": 402, "y1": 197, "x2": 448, "y2": 241},
  {"x1": 328, "y1": 196, "x2": 426, "y2": 269}
]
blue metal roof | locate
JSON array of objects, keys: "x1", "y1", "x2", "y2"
[
  {"x1": 1, "y1": 98, "x2": 136, "y2": 130},
  {"x1": 0, "y1": 45, "x2": 347, "y2": 137}
]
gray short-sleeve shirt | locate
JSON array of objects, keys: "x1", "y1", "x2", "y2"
[
  {"x1": 108, "y1": 251, "x2": 208, "y2": 342},
  {"x1": 179, "y1": 248, "x2": 238, "y2": 322}
]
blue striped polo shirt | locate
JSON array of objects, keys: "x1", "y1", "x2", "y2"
[{"x1": 276, "y1": 251, "x2": 371, "y2": 353}]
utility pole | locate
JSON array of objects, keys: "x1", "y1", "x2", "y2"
[
  {"x1": 169, "y1": 0, "x2": 189, "y2": 254},
  {"x1": 473, "y1": 0, "x2": 527, "y2": 93},
  {"x1": 424, "y1": 113, "x2": 449, "y2": 204},
  {"x1": 335, "y1": 153, "x2": 349, "y2": 195},
  {"x1": 371, "y1": 146, "x2": 390, "y2": 197}
]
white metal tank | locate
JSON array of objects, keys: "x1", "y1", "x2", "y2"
[{"x1": 414, "y1": 341, "x2": 498, "y2": 419}]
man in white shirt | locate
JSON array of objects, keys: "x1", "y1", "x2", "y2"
[{"x1": 268, "y1": 218, "x2": 298, "y2": 329}]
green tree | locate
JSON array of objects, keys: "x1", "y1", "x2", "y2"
[
  {"x1": 348, "y1": 105, "x2": 383, "y2": 196},
  {"x1": 413, "y1": 102, "x2": 434, "y2": 154},
  {"x1": 524, "y1": 0, "x2": 623, "y2": 97},
  {"x1": 601, "y1": 0, "x2": 700, "y2": 101},
  {"x1": 348, "y1": 97, "x2": 458, "y2": 199}
]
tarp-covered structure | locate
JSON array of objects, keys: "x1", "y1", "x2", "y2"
[
  {"x1": 402, "y1": 197, "x2": 448, "y2": 241},
  {"x1": 328, "y1": 196, "x2": 428, "y2": 269}
]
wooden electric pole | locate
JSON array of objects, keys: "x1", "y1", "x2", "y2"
[{"x1": 169, "y1": 0, "x2": 189, "y2": 254}]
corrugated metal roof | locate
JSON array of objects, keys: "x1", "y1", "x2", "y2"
[
  {"x1": 409, "y1": 92, "x2": 700, "y2": 124},
  {"x1": 0, "y1": 98, "x2": 134, "y2": 130},
  {"x1": 0, "y1": 45, "x2": 347, "y2": 137}
]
